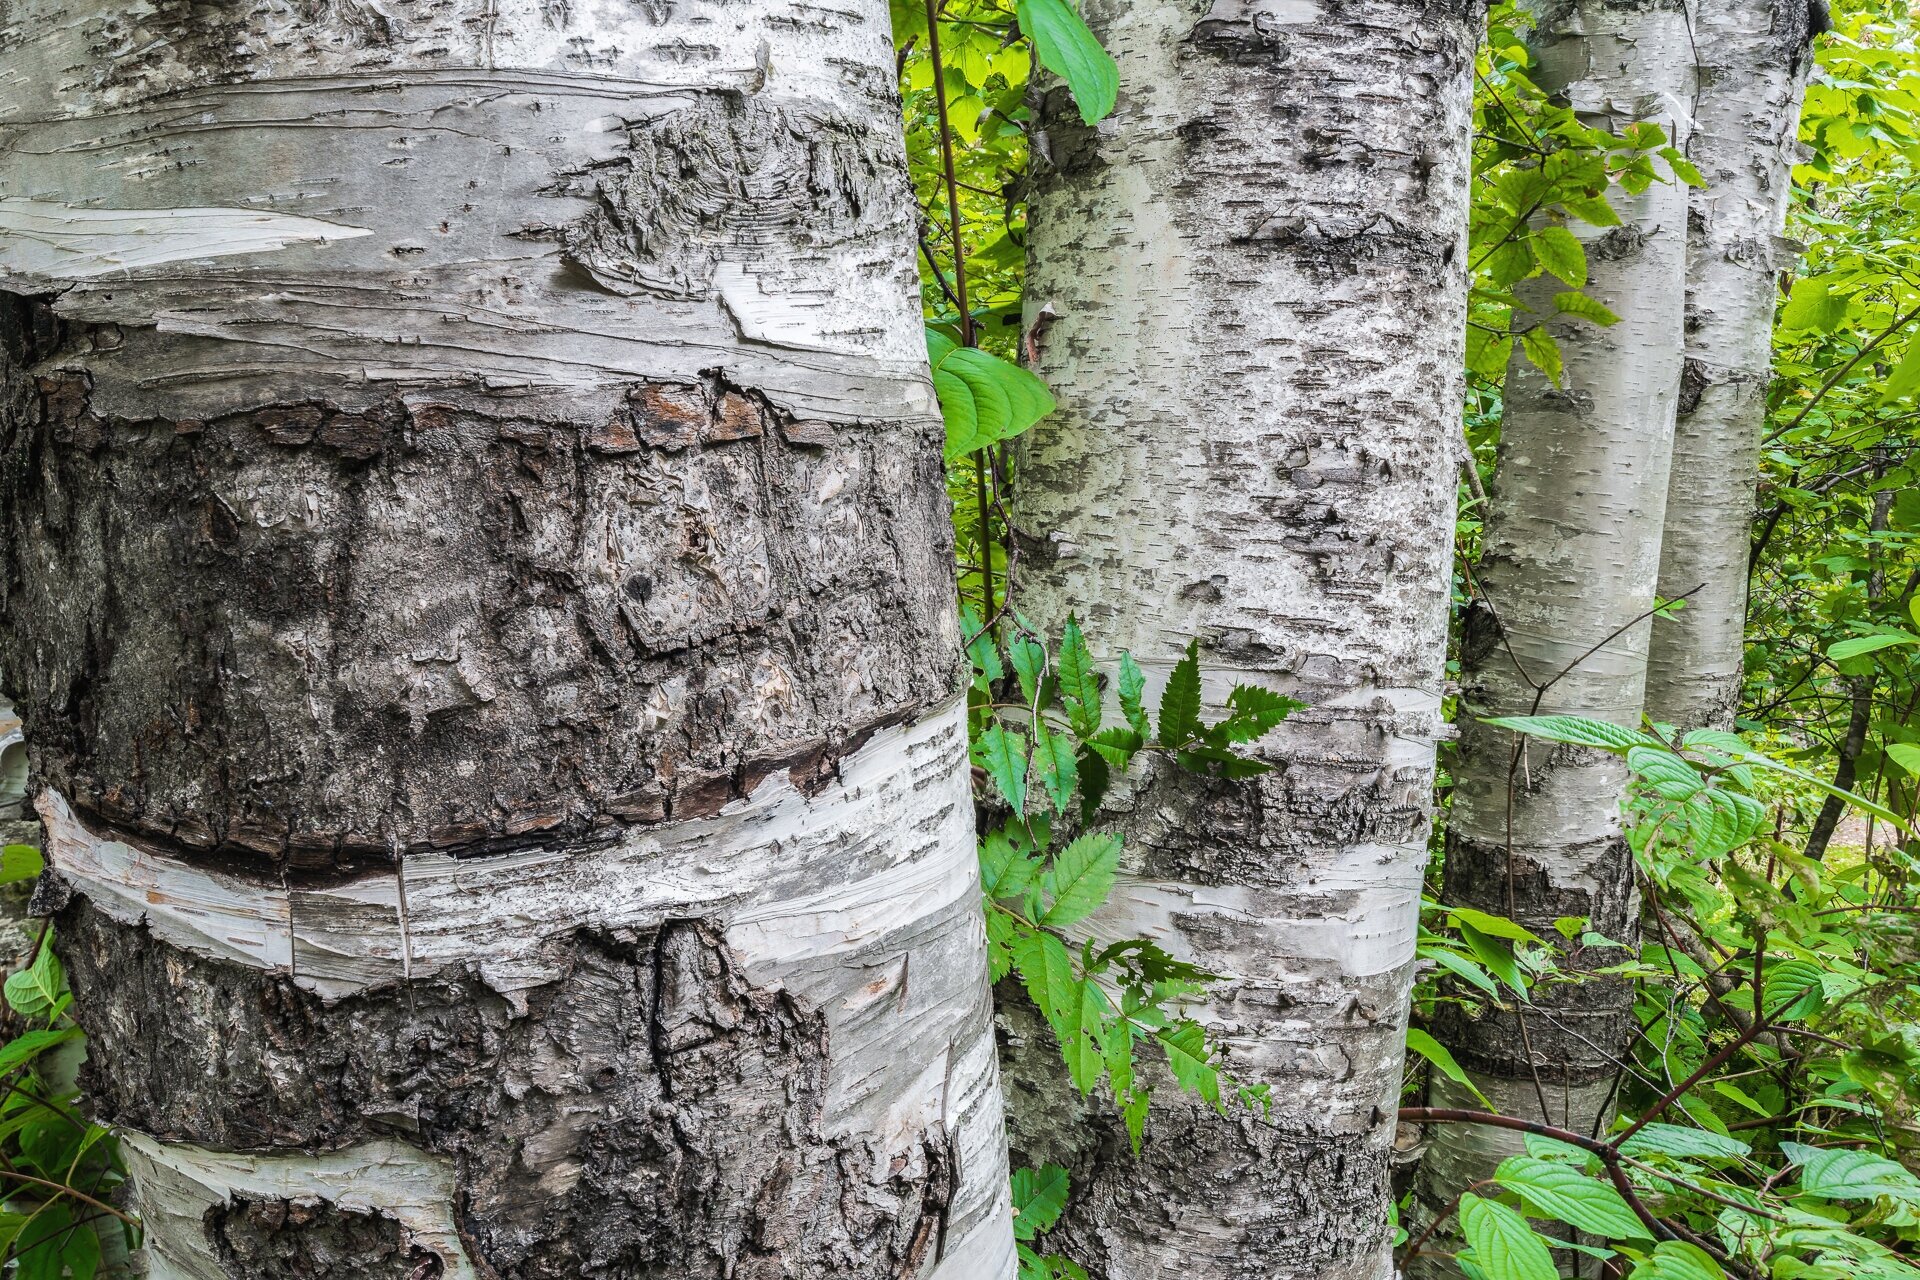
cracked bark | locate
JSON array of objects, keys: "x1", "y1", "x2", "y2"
[
  {"x1": 1645, "y1": 0, "x2": 1821, "y2": 732},
  {"x1": 0, "y1": 2, "x2": 1013, "y2": 1275},
  {"x1": 1006, "y1": 0, "x2": 1475, "y2": 1275},
  {"x1": 1411, "y1": 0, "x2": 1697, "y2": 1270}
]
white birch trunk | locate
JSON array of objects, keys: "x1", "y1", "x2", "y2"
[
  {"x1": 1005, "y1": 1, "x2": 1476, "y2": 1274},
  {"x1": 0, "y1": 3, "x2": 1015, "y2": 1276},
  {"x1": 1644, "y1": 0, "x2": 1821, "y2": 731},
  {"x1": 1411, "y1": 0, "x2": 1696, "y2": 1267}
]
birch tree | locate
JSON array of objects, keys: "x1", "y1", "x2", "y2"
[
  {"x1": 1003, "y1": 1, "x2": 1477, "y2": 1274},
  {"x1": 1645, "y1": 0, "x2": 1823, "y2": 731},
  {"x1": 0, "y1": 3, "x2": 1016, "y2": 1276},
  {"x1": 1412, "y1": 0, "x2": 1696, "y2": 1255}
]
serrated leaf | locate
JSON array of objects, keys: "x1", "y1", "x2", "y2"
[
  {"x1": 1531, "y1": 226, "x2": 1587, "y2": 286},
  {"x1": 1211, "y1": 684, "x2": 1303, "y2": 744},
  {"x1": 1011, "y1": 1164, "x2": 1071, "y2": 1241},
  {"x1": 1628, "y1": 1241, "x2": 1725, "y2": 1280},
  {"x1": 1554, "y1": 289, "x2": 1620, "y2": 326},
  {"x1": 976, "y1": 722, "x2": 1029, "y2": 815},
  {"x1": 1496, "y1": 1155, "x2": 1650, "y2": 1239},
  {"x1": 1521, "y1": 325, "x2": 1563, "y2": 386},
  {"x1": 1616, "y1": 1122, "x2": 1750, "y2": 1161},
  {"x1": 1060, "y1": 978, "x2": 1109, "y2": 1093},
  {"x1": 1763, "y1": 959, "x2": 1828, "y2": 1022},
  {"x1": 1012, "y1": 926, "x2": 1078, "y2": 1031},
  {"x1": 1042, "y1": 832, "x2": 1124, "y2": 927},
  {"x1": 1117, "y1": 652, "x2": 1149, "y2": 737},
  {"x1": 1009, "y1": 634, "x2": 1048, "y2": 706},
  {"x1": 1780, "y1": 276, "x2": 1852, "y2": 333},
  {"x1": 928, "y1": 328, "x2": 1056, "y2": 460},
  {"x1": 1627, "y1": 745, "x2": 1705, "y2": 801},
  {"x1": 1033, "y1": 722, "x2": 1078, "y2": 816},
  {"x1": 1484, "y1": 714, "x2": 1651, "y2": 752},
  {"x1": 1562, "y1": 194, "x2": 1621, "y2": 226},
  {"x1": 1157, "y1": 640, "x2": 1203, "y2": 747},
  {"x1": 1459, "y1": 1192, "x2": 1557, "y2": 1280},
  {"x1": 1016, "y1": 0, "x2": 1119, "y2": 125},
  {"x1": 982, "y1": 827, "x2": 1042, "y2": 901},
  {"x1": 1784, "y1": 1142, "x2": 1920, "y2": 1201},
  {"x1": 1156, "y1": 1020, "x2": 1223, "y2": 1112},
  {"x1": 1057, "y1": 618, "x2": 1103, "y2": 738}
]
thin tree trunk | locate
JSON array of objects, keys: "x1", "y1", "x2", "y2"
[
  {"x1": 1644, "y1": 0, "x2": 1823, "y2": 732},
  {"x1": 1411, "y1": 0, "x2": 1696, "y2": 1267},
  {"x1": 1005, "y1": 2, "x2": 1476, "y2": 1275},
  {"x1": 0, "y1": 4, "x2": 1015, "y2": 1277},
  {"x1": 1804, "y1": 481, "x2": 1893, "y2": 861}
]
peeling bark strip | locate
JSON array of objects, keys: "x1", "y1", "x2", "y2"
[
  {"x1": 1645, "y1": 0, "x2": 1821, "y2": 730},
  {"x1": 0, "y1": 1, "x2": 1014, "y2": 1275},
  {"x1": 1010, "y1": 0, "x2": 1475, "y2": 1274},
  {"x1": 1414, "y1": 0, "x2": 1697, "y2": 1264}
]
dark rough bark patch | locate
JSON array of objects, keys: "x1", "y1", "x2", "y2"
[
  {"x1": 60, "y1": 904, "x2": 951, "y2": 1280},
  {"x1": 0, "y1": 294, "x2": 957, "y2": 868},
  {"x1": 1428, "y1": 835, "x2": 1639, "y2": 1084},
  {"x1": 559, "y1": 91, "x2": 907, "y2": 299},
  {"x1": 206, "y1": 1196, "x2": 444, "y2": 1280}
]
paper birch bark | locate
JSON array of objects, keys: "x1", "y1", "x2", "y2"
[
  {"x1": 1410, "y1": 0, "x2": 1696, "y2": 1265},
  {"x1": 1644, "y1": 0, "x2": 1822, "y2": 731},
  {"x1": 0, "y1": 3, "x2": 1016, "y2": 1277},
  {"x1": 1002, "y1": 1, "x2": 1476, "y2": 1275}
]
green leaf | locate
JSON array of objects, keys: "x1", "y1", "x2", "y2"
[
  {"x1": 1783, "y1": 1142, "x2": 1920, "y2": 1201},
  {"x1": 1827, "y1": 632, "x2": 1920, "y2": 661},
  {"x1": 1889, "y1": 743, "x2": 1920, "y2": 777},
  {"x1": 4, "y1": 942, "x2": 64, "y2": 1021},
  {"x1": 1117, "y1": 653, "x2": 1149, "y2": 737},
  {"x1": 1012, "y1": 926, "x2": 1078, "y2": 1030},
  {"x1": 1211, "y1": 685, "x2": 1303, "y2": 745},
  {"x1": 1659, "y1": 146, "x2": 1705, "y2": 186},
  {"x1": 928, "y1": 328, "x2": 1057, "y2": 460},
  {"x1": 14, "y1": 1203, "x2": 72, "y2": 1280},
  {"x1": 1158, "y1": 640, "x2": 1203, "y2": 747},
  {"x1": 1459, "y1": 923, "x2": 1529, "y2": 996},
  {"x1": 0, "y1": 1028, "x2": 79, "y2": 1080},
  {"x1": 1762, "y1": 959, "x2": 1827, "y2": 1022},
  {"x1": 1060, "y1": 978, "x2": 1109, "y2": 1093},
  {"x1": 1155, "y1": 1020, "x2": 1223, "y2": 1112},
  {"x1": 1445, "y1": 905, "x2": 1546, "y2": 946},
  {"x1": 1561, "y1": 194, "x2": 1621, "y2": 227},
  {"x1": 975, "y1": 722, "x2": 1029, "y2": 815},
  {"x1": 0, "y1": 844, "x2": 42, "y2": 887},
  {"x1": 1009, "y1": 633, "x2": 1048, "y2": 706},
  {"x1": 1407, "y1": 1029, "x2": 1491, "y2": 1106},
  {"x1": 1876, "y1": 340, "x2": 1920, "y2": 405},
  {"x1": 1615, "y1": 1122, "x2": 1750, "y2": 1161},
  {"x1": 1628, "y1": 1241, "x2": 1725, "y2": 1280},
  {"x1": 1016, "y1": 0, "x2": 1119, "y2": 125},
  {"x1": 1041, "y1": 832, "x2": 1124, "y2": 927},
  {"x1": 1033, "y1": 722, "x2": 1079, "y2": 817},
  {"x1": 1626, "y1": 745, "x2": 1705, "y2": 801},
  {"x1": 1531, "y1": 226, "x2": 1587, "y2": 286},
  {"x1": 1011, "y1": 1165, "x2": 1071, "y2": 1242},
  {"x1": 1780, "y1": 276, "x2": 1852, "y2": 333},
  {"x1": 1554, "y1": 290, "x2": 1620, "y2": 326},
  {"x1": 1520, "y1": 325, "x2": 1563, "y2": 386},
  {"x1": 1057, "y1": 618, "x2": 1103, "y2": 738},
  {"x1": 1458, "y1": 1192, "x2": 1557, "y2": 1280},
  {"x1": 1495, "y1": 1155, "x2": 1651, "y2": 1240},
  {"x1": 982, "y1": 827, "x2": 1042, "y2": 901},
  {"x1": 1483, "y1": 714, "x2": 1651, "y2": 753}
]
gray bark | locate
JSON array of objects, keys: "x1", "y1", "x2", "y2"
[
  {"x1": 1005, "y1": 0, "x2": 1476, "y2": 1275},
  {"x1": 1412, "y1": 0, "x2": 1696, "y2": 1267},
  {"x1": 0, "y1": 3, "x2": 1014, "y2": 1276},
  {"x1": 1644, "y1": 0, "x2": 1821, "y2": 732}
]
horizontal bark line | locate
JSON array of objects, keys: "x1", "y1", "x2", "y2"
[{"x1": 38, "y1": 697, "x2": 977, "y2": 1000}]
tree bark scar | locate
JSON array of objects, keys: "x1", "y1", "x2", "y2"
[
  {"x1": 64, "y1": 903, "x2": 952, "y2": 1280},
  {"x1": 0, "y1": 321, "x2": 957, "y2": 869},
  {"x1": 559, "y1": 92, "x2": 908, "y2": 302},
  {"x1": 204, "y1": 1195, "x2": 447, "y2": 1280}
]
